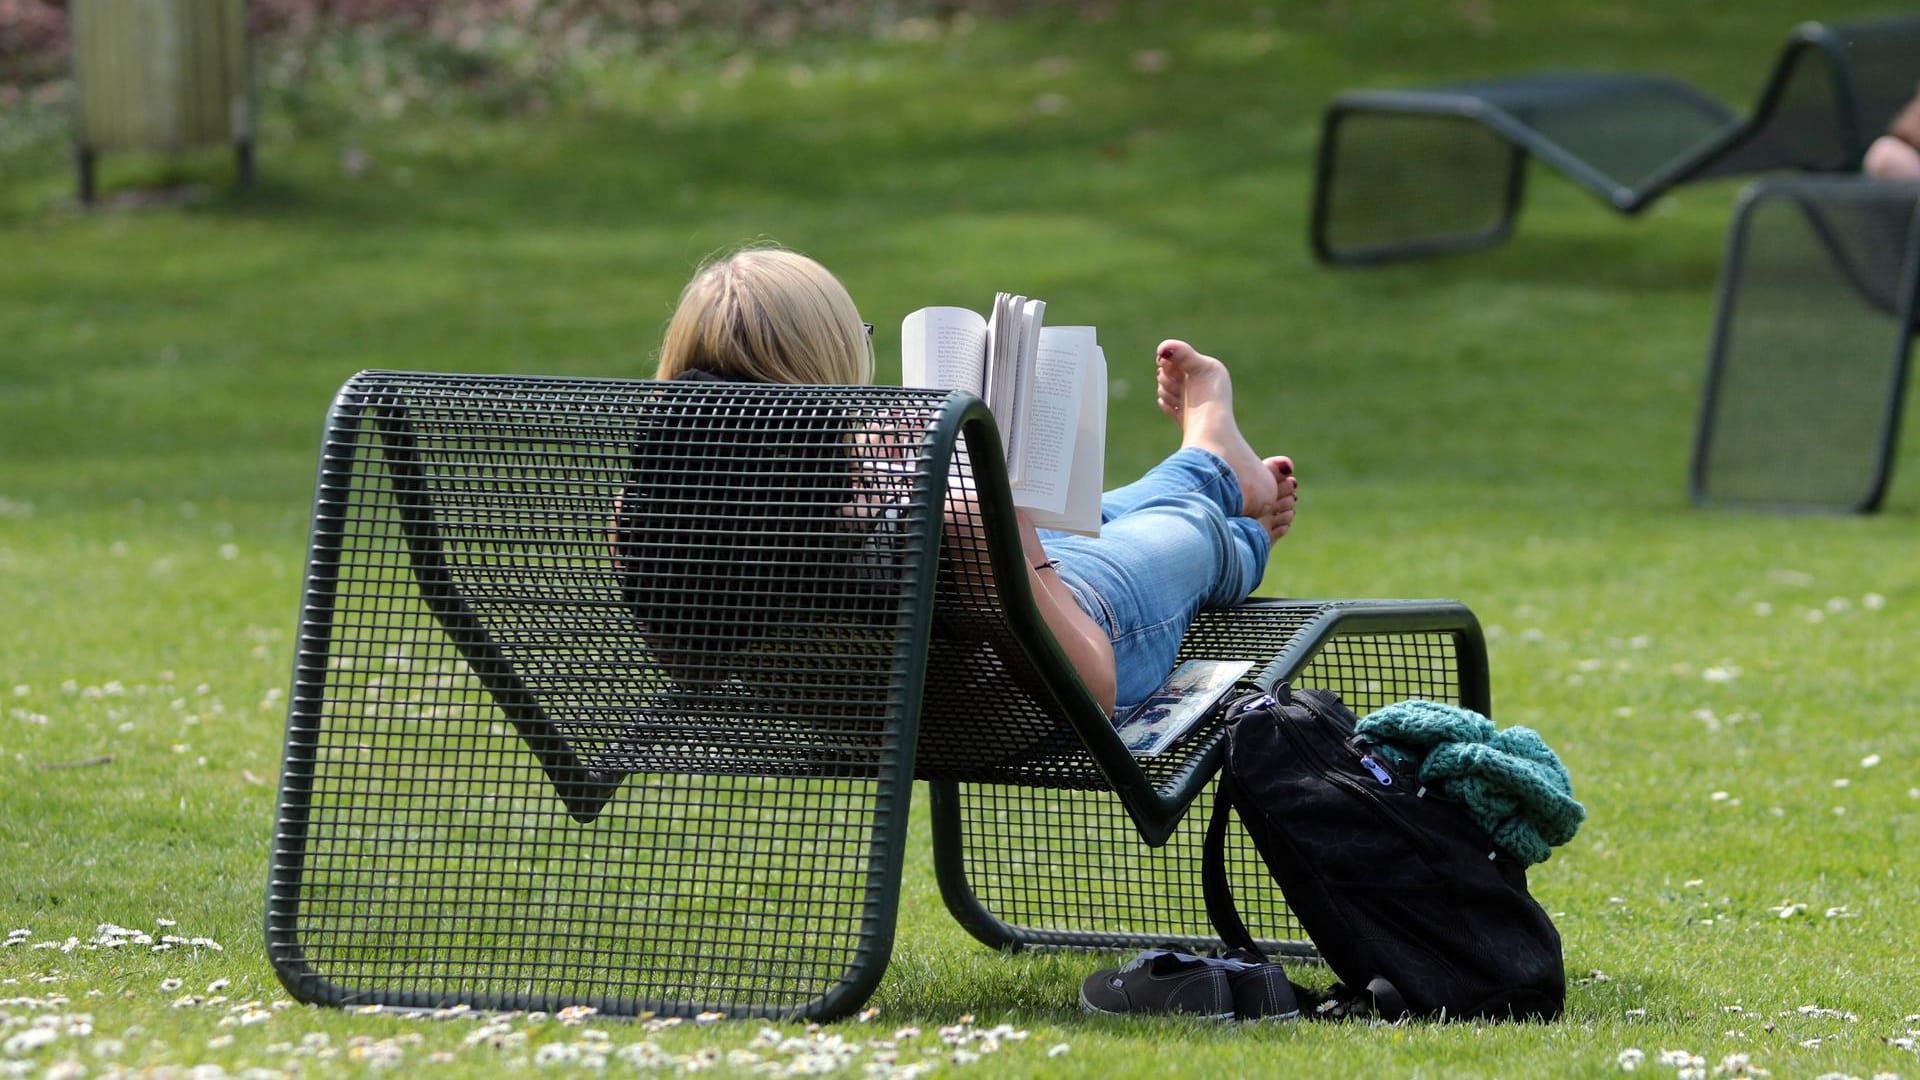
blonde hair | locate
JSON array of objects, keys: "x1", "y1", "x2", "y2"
[{"x1": 656, "y1": 246, "x2": 872, "y2": 385}]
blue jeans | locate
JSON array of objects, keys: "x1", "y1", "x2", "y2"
[{"x1": 1039, "y1": 448, "x2": 1272, "y2": 712}]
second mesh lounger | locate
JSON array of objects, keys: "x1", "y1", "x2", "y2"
[{"x1": 1311, "y1": 17, "x2": 1920, "y2": 265}]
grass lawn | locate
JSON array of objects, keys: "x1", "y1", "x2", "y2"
[{"x1": 3, "y1": 1, "x2": 1918, "y2": 1076}]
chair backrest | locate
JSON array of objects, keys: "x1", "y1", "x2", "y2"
[
  {"x1": 333, "y1": 374, "x2": 973, "y2": 782},
  {"x1": 610, "y1": 385, "x2": 892, "y2": 688},
  {"x1": 1825, "y1": 16, "x2": 1920, "y2": 149},
  {"x1": 283, "y1": 373, "x2": 1127, "y2": 818},
  {"x1": 1686, "y1": 17, "x2": 1920, "y2": 184}
]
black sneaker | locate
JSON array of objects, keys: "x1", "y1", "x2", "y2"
[
  {"x1": 1078, "y1": 950, "x2": 1235, "y2": 1020},
  {"x1": 1226, "y1": 960, "x2": 1302, "y2": 1021},
  {"x1": 1188, "y1": 947, "x2": 1303, "y2": 1021}
]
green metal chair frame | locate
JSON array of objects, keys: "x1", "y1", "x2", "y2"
[
  {"x1": 1310, "y1": 17, "x2": 1920, "y2": 266},
  {"x1": 1691, "y1": 176, "x2": 1920, "y2": 512},
  {"x1": 266, "y1": 372, "x2": 1489, "y2": 1020}
]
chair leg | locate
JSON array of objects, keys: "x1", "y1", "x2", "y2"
[
  {"x1": 1312, "y1": 102, "x2": 1529, "y2": 266},
  {"x1": 236, "y1": 137, "x2": 256, "y2": 190},
  {"x1": 77, "y1": 145, "x2": 97, "y2": 208},
  {"x1": 931, "y1": 777, "x2": 1317, "y2": 956}
]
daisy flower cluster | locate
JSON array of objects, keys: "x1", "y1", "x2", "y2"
[{"x1": 5, "y1": 940, "x2": 1055, "y2": 1080}]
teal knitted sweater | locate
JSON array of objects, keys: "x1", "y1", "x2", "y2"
[{"x1": 1355, "y1": 700, "x2": 1585, "y2": 866}]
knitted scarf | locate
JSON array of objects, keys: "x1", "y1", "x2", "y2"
[{"x1": 1355, "y1": 700, "x2": 1585, "y2": 866}]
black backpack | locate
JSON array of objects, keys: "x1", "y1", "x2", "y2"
[{"x1": 1201, "y1": 686, "x2": 1567, "y2": 1022}]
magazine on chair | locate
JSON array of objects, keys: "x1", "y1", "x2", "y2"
[
  {"x1": 1112, "y1": 660, "x2": 1254, "y2": 756},
  {"x1": 902, "y1": 293, "x2": 1106, "y2": 536}
]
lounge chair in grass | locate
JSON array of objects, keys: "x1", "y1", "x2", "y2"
[
  {"x1": 265, "y1": 373, "x2": 1489, "y2": 1019},
  {"x1": 1310, "y1": 17, "x2": 1920, "y2": 265}
]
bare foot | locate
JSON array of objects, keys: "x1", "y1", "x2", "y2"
[
  {"x1": 1251, "y1": 457, "x2": 1299, "y2": 543},
  {"x1": 1155, "y1": 339, "x2": 1278, "y2": 513}
]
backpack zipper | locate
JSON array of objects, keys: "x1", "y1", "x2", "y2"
[{"x1": 1270, "y1": 690, "x2": 1443, "y2": 861}]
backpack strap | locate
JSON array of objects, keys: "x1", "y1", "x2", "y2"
[
  {"x1": 1206, "y1": 777, "x2": 1342, "y2": 1019},
  {"x1": 1201, "y1": 775, "x2": 1266, "y2": 962}
]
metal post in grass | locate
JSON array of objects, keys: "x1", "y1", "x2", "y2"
[{"x1": 67, "y1": 0, "x2": 254, "y2": 206}]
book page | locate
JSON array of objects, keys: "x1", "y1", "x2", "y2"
[
  {"x1": 1112, "y1": 659, "x2": 1254, "y2": 754},
  {"x1": 1025, "y1": 340, "x2": 1105, "y2": 536},
  {"x1": 900, "y1": 306, "x2": 989, "y2": 395},
  {"x1": 984, "y1": 293, "x2": 1021, "y2": 471},
  {"x1": 1012, "y1": 324, "x2": 1091, "y2": 519},
  {"x1": 1005, "y1": 297, "x2": 1045, "y2": 484}
]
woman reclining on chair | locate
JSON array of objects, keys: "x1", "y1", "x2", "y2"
[{"x1": 629, "y1": 244, "x2": 1299, "y2": 717}]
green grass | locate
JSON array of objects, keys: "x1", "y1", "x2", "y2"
[{"x1": 4, "y1": 1, "x2": 1919, "y2": 1076}]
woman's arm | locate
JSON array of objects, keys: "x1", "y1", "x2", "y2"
[
  {"x1": 849, "y1": 414, "x2": 1119, "y2": 714},
  {"x1": 1014, "y1": 510, "x2": 1117, "y2": 715},
  {"x1": 933, "y1": 472, "x2": 1117, "y2": 713}
]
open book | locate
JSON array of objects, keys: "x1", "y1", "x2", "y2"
[{"x1": 901, "y1": 293, "x2": 1107, "y2": 535}]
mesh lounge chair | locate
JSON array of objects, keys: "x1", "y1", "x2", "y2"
[
  {"x1": 265, "y1": 372, "x2": 1490, "y2": 1020},
  {"x1": 1691, "y1": 176, "x2": 1920, "y2": 512},
  {"x1": 1311, "y1": 17, "x2": 1920, "y2": 265}
]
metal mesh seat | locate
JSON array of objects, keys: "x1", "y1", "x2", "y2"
[
  {"x1": 1311, "y1": 17, "x2": 1920, "y2": 265},
  {"x1": 1691, "y1": 177, "x2": 1920, "y2": 512},
  {"x1": 266, "y1": 372, "x2": 1490, "y2": 1019}
]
